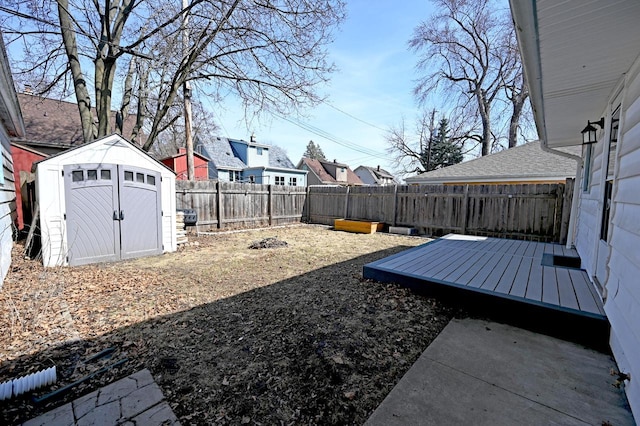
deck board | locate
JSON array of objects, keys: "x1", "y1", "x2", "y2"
[
  {"x1": 510, "y1": 257, "x2": 533, "y2": 298},
  {"x1": 363, "y1": 235, "x2": 606, "y2": 321}
]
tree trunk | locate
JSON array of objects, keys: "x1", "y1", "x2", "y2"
[
  {"x1": 508, "y1": 97, "x2": 525, "y2": 148},
  {"x1": 477, "y1": 89, "x2": 491, "y2": 156},
  {"x1": 118, "y1": 56, "x2": 137, "y2": 134},
  {"x1": 57, "y1": 0, "x2": 96, "y2": 143}
]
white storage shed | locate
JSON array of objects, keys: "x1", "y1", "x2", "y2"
[{"x1": 35, "y1": 134, "x2": 176, "y2": 267}]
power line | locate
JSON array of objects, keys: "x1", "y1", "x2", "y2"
[
  {"x1": 322, "y1": 101, "x2": 388, "y2": 132},
  {"x1": 274, "y1": 113, "x2": 387, "y2": 159}
]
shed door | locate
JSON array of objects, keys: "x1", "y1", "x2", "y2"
[
  {"x1": 64, "y1": 164, "x2": 120, "y2": 266},
  {"x1": 119, "y1": 166, "x2": 162, "y2": 260},
  {"x1": 64, "y1": 164, "x2": 162, "y2": 266}
]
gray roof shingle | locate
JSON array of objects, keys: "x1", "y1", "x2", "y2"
[
  {"x1": 195, "y1": 136, "x2": 246, "y2": 169},
  {"x1": 405, "y1": 141, "x2": 580, "y2": 184},
  {"x1": 268, "y1": 145, "x2": 295, "y2": 169}
]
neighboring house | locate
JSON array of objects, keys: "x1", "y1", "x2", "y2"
[
  {"x1": 12, "y1": 92, "x2": 144, "y2": 231},
  {"x1": 159, "y1": 147, "x2": 210, "y2": 181},
  {"x1": 404, "y1": 141, "x2": 580, "y2": 185},
  {"x1": 510, "y1": 0, "x2": 640, "y2": 418},
  {"x1": 195, "y1": 136, "x2": 306, "y2": 186},
  {"x1": 0, "y1": 34, "x2": 25, "y2": 285},
  {"x1": 354, "y1": 165, "x2": 398, "y2": 186},
  {"x1": 11, "y1": 142, "x2": 46, "y2": 230},
  {"x1": 297, "y1": 157, "x2": 363, "y2": 186}
]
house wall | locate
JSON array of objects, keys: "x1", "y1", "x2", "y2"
[
  {"x1": 161, "y1": 154, "x2": 208, "y2": 181},
  {"x1": 36, "y1": 135, "x2": 176, "y2": 267},
  {"x1": 574, "y1": 55, "x2": 640, "y2": 417},
  {"x1": 601, "y1": 56, "x2": 640, "y2": 417},
  {"x1": 0, "y1": 125, "x2": 15, "y2": 283},
  {"x1": 12, "y1": 145, "x2": 46, "y2": 230},
  {"x1": 300, "y1": 164, "x2": 323, "y2": 185},
  {"x1": 246, "y1": 145, "x2": 269, "y2": 168},
  {"x1": 262, "y1": 169, "x2": 306, "y2": 186},
  {"x1": 322, "y1": 162, "x2": 347, "y2": 182},
  {"x1": 355, "y1": 168, "x2": 376, "y2": 185}
]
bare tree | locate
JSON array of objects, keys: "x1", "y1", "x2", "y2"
[
  {"x1": 387, "y1": 109, "x2": 465, "y2": 174},
  {"x1": 2, "y1": 0, "x2": 346, "y2": 150},
  {"x1": 409, "y1": 0, "x2": 528, "y2": 156}
]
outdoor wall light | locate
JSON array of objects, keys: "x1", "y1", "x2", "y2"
[{"x1": 581, "y1": 117, "x2": 605, "y2": 144}]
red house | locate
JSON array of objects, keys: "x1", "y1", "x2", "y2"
[
  {"x1": 160, "y1": 148, "x2": 210, "y2": 180},
  {"x1": 11, "y1": 142, "x2": 47, "y2": 230}
]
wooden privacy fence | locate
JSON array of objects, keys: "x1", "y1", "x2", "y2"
[
  {"x1": 176, "y1": 181, "x2": 306, "y2": 231},
  {"x1": 306, "y1": 180, "x2": 575, "y2": 243}
]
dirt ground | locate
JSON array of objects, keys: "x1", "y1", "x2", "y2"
[{"x1": 0, "y1": 224, "x2": 455, "y2": 425}]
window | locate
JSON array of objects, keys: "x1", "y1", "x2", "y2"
[
  {"x1": 257, "y1": 147, "x2": 263, "y2": 155},
  {"x1": 136, "y1": 173, "x2": 145, "y2": 183},
  {"x1": 600, "y1": 107, "x2": 620, "y2": 242},
  {"x1": 582, "y1": 144, "x2": 593, "y2": 192},
  {"x1": 124, "y1": 171, "x2": 134, "y2": 181},
  {"x1": 289, "y1": 177, "x2": 297, "y2": 186},
  {"x1": 101, "y1": 170, "x2": 111, "y2": 180},
  {"x1": 147, "y1": 175, "x2": 156, "y2": 186},
  {"x1": 249, "y1": 175, "x2": 255, "y2": 183},
  {"x1": 275, "y1": 176, "x2": 284, "y2": 185},
  {"x1": 229, "y1": 170, "x2": 241, "y2": 181},
  {"x1": 87, "y1": 170, "x2": 98, "y2": 180},
  {"x1": 72, "y1": 170, "x2": 84, "y2": 182}
]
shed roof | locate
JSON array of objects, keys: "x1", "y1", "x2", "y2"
[
  {"x1": 405, "y1": 141, "x2": 580, "y2": 184},
  {"x1": 35, "y1": 133, "x2": 175, "y2": 175}
]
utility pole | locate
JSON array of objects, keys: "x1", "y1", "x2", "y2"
[{"x1": 183, "y1": 0, "x2": 195, "y2": 181}]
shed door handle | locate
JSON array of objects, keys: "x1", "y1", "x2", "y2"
[
  {"x1": 113, "y1": 210, "x2": 120, "y2": 221},
  {"x1": 120, "y1": 210, "x2": 125, "y2": 221}
]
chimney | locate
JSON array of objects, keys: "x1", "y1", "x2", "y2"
[
  {"x1": 377, "y1": 165, "x2": 380, "y2": 171},
  {"x1": 250, "y1": 133, "x2": 256, "y2": 143},
  {"x1": 333, "y1": 159, "x2": 337, "y2": 163}
]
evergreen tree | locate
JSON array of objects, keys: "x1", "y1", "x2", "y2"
[
  {"x1": 303, "y1": 140, "x2": 327, "y2": 160},
  {"x1": 424, "y1": 118, "x2": 463, "y2": 171}
]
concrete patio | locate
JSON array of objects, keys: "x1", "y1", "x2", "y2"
[{"x1": 366, "y1": 318, "x2": 635, "y2": 425}]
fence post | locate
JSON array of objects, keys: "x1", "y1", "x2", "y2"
[
  {"x1": 268, "y1": 184, "x2": 273, "y2": 226},
  {"x1": 343, "y1": 186, "x2": 350, "y2": 219},
  {"x1": 461, "y1": 184, "x2": 469, "y2": 235},
  {"x1": 305, "y1": 185, "x2": 310, "y2": 222},
  {"x1": 392, "y1": 185, "x2": 398, "y2": 227},
  {"x1": 216, "y1": 180, "x2": 223, "y2": 229},
  {"x1": 559, "y1": 178, "x2": 574, "y2": 245}
]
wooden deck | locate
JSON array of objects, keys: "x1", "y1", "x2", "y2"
[{"x1": 364, "y1": 235, "x2": 606, "y2": 320}]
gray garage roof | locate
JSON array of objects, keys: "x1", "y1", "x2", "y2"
[{"x1": 405, "y1": 141, "x2": 580, "y2": 184}]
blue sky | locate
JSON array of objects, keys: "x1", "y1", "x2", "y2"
[{"x1": 209, "y1": 0, "x2": 435, "y2": 176}]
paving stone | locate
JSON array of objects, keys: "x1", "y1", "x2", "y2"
[
  {"x1": 76, "y1": 400, "x2": 120, "y2": 426},
  {"x1": 131, "y1": 401, "x2": 181, "y2": 425},
  {"x1": 22, "y1": 370, "x2": 179, "y2": 426},
  {"x1": 127, "y1": 369, "x2": 154, "y2": 388},
  {"x1": 22, "y1": 402, "x2": 74, "y2": 426},
  {"x1": 96, "y1": 376, "x2": 138, "y2": 406},
  {"x1": 72, "y1": 389, "x2": 98, "y2": 420},
  {"x1": 120, "y1": 383, "x2": 165, "y2": 419}
]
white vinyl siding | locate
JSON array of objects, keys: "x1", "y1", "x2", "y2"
[
  {"x1": 0, "y1": 125, "x2": 15, "y2": 284},
  {"x1": 602, "y1": 56, "x2": 640, "y2": 417}
]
